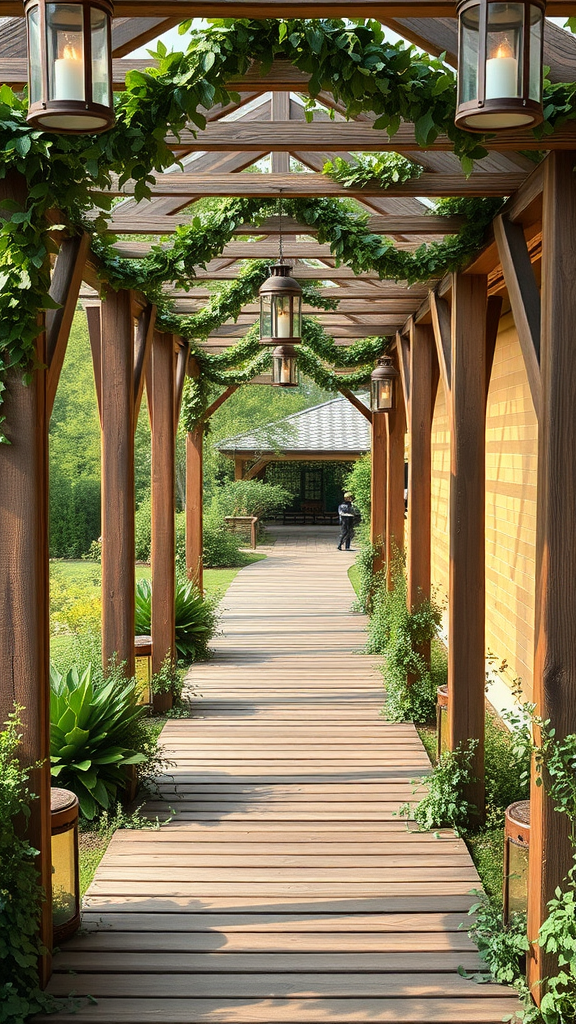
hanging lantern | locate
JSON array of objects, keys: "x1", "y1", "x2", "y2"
[
  {"x1": 370, "y1": 356, "x2": 399, "y2": 413},
  {"x1": 271, "y1": 345, "x2": 298, "y2": 387},
  {"x1": 455, "y1": 0, "x2": 545, "y2": 131},
  {"x1": 436, "y1": 685, "x2": 449, "y2": 761},
  {"x1": 25, "y1": 0, "x2": 115, "y2": 134},
  {"x1": 503, "y1": 799, "x2": 530, "y2": 924},
  {"x1": 260, "y1": 264, "x2": 303, "y2": 345},
  {"x1": 51, "y1": 787, "x2": 80, "y2": 943}
]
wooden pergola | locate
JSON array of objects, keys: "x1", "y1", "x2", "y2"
[{"x1": 1, "y1": 2, "x2": 576, "y2": 1004}]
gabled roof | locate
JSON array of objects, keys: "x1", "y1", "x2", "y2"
[{"x1": 216, "y1": 394, "x2": 371, "y2": 457}]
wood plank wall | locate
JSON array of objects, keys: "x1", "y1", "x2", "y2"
[{"x1": 429, "y1": 316, "x2": 537, "y2": 698}]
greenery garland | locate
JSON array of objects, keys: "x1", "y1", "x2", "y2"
[
  {"x1": 2, "y1": 15, "x2": 574, "y2": 435},
  {"x1": 323, "y1": 153, "x2": 423, "y2": 189}
]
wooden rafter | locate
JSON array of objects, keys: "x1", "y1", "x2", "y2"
[
  {"x1": 106, "y1": 170, "x2": 528, "y2": 199},
  {"x1": 174, "y1": 341, "x2": 190, "y2": 426},
  {"x1": 429, "y1": 290, "x2": 452, "y2": 394},
  {"x1": 201, "y1": 385, "x2": 239, "y2": 422},
  {"x1": 104, "y1": 213, "x2": 466, "y2": 235},
  {"x1": 493, "y1": 214, "x2": 542, "y2": 419},
  {"x1": 46, "y1": 233, "x2": 90, "y2": 418},
  {"x1": 134, "y1": 304, "x2": 157, "y2": 423},
  {"x1": 2, "y1": 0, "x2": 575, "y2": 15},
  {"x1": 337, "y1": 388, "x2": 373, "y2": 424}
]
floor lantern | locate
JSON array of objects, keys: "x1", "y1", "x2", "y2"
[
  {"x1": 134, "y1": 634, "x2": 153, "y2": 706},
  {"x1": 25, "y1": 0, "x2": 115, "y2": 133},
  {"x1": 436, "y1": 685, "x2": 449, "y2": 761},
  {"x1": 51, "y1": 787, "x2": 81, "y2": 943},
  {"x1": 370, "y1": 356, "x2": 399, "y2": 413},
  {"x1": 455, "y1": 0, "x2": 545, "y2": 131},
  {"x1": 503, "y1": 799, "x2": 530, "y2": 923}
]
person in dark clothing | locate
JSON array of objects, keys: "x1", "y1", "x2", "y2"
[{"x1": 337, "y1": 492, "x2": 360, "y2": 550}]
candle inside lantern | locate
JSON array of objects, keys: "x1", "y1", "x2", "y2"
[
  {"x1": 54, "y1": 42, "x2": 84, "y2": 101},
  {"x1": 275, "y1": 307, "x2": 291, "y2": 338},
  {"x1": 485, "y1": 39, "x2": 518, "y2": 100}
]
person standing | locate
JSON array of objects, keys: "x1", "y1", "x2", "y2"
[{"x1": 337, "y1": 492, "x2": 359, "y2": 551}]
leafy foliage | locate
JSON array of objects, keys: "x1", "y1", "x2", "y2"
[
  {"x1": 201, "y1": 505, "x2": 256, "y2": 568},
  {"x1": 0, "y1": 709, "x2": 59, "y2": 1022},
  {"x1": 324, "y1": 153, "x2": 423, "y2": 189},
  {"x1": 467, "y1": 891, "x2": 529, "y2": 985},
  {"x1": 50, "y1": 664, "x2": 146, "y2": 819},
  {"x1": 135, "y1": 577, "x2": 218, "y2": 662},
  {"x1": 400, "y1": 740, "x2": 479, "y2": 833},
  {"x1": 213, "y1": 479, "x2": 293, "y2": 520}
]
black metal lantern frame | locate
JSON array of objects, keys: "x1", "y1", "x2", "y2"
[
  {"x1": 271, "y1": 344, "x2": 299, "y2": 387},
  {"x1": 259, "y1": 263, "x2": 303, "y2": 346},
  {"x1": 370, "y1": 356, "x2": 399, "y2": 413},
  {"x1": 456, "y1": 0, "x2": 546, "y2": 132},
  {"x1": 25, "y1": 0, "x2": 115, "y2": 134}
]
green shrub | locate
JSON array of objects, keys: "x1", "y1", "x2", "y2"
[
  {"x1": 49, "y1": 470, "x2": 101, "y2": 558},
  {"x1": 0, "y1": 709, "x2": 59, "y2": 1022},
  {"x1": 371, "y1": 564, "x2": 441, "y2": 724},
  {"x1": 399, "y1": 740, "x2": 478, "y2": 833},
  {"x1": 135, "y1": 494, "x2": 152, "y2": 561},
  {"x1": 484, "y1": 711, "x2": 531, "y2": 818},
  {"x1": 213, "y1": 479, "x2": 293, "y2": 520},
  {"x1": 50, "y1": 664, "x2": 147, "y2": 819},
  {"x1": 344, "y1": 453, "x2": 371, "y2": 523},
  {"x1": 135, "y1": 577, "x2": 218, "y2": 662},
  {"x1": 202, "y1": 504, "x2": 250, "y2": 568}
]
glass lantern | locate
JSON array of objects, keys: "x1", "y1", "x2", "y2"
[
  {"x1": 51, "y1": 787, "x2": 80, "y2": 943},
  {"x1": 25, "y1": 0, "x2": 115, "y2": 134},
  {"x1": 455, "y1": 0, "x2": 545, "y2": 131},
  {"x1": 134, "y1": 634, "x2": 153, "y2": 706},
  {"x1": 259, "y1": 264, "x2": 302, "y2": 345},
  {"x1": 272, "y1": 345, "x2": 298, "y2": 387},
  {"x1": 503, "y1": 799, "x2": 530, "y2": 923},
  {"x1": 370, "y1": 356, "x2": 399, "y2": 413},
  {"x1": 436, "y1": 685, "x2": 449, "y2": 761}
]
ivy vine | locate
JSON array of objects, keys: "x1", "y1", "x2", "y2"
[{"x1": 2, "y1": 16, "x2": 574, "y2": 436}]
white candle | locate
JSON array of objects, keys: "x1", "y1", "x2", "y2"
[
  {"x1": 275, "y1": 308, "x2": 291, "y2": 338},
  {"x1": 54, "y1": 46, "x2": 84, "y2": 101},
  {"x1": 485, "y1": 54, "x2": 518, "y2": 100}
]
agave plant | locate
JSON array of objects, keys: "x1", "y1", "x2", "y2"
[
  {"x1": 50, "y1": 664, "x2": 146, "y2": 819},
  {"x1": 135, "y1": 578, "x2": 216, "y2": 662}
]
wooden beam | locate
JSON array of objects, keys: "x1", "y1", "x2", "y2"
[
  {"x1": 86, "y1": 305, "x2": 103, "y2": 424},
  {"x1": 243, "y1": 455, "x2": 271, "y2": 481},
  {"x1": 208, "y1": 324, "x2": 401, "y2": 339},
  {"x1": 201, "y1": 385, "x2": 239, "y2": 423},
  {"x1": 385, "y1": 355, "x2": 406, "y2": 590},
  {"x1": 429, "y1": 290, "x2": 452, "y2": 395},
  {"x1": 106, "y1": 170, "x2": 527, "y2": 199},
  {"x1": 46, "y1": 233, "x2": 90, "y2": 417},
  {"x1": 448, "y1": 273, "x2": 488, "y2": 821},
  {"x1": 134, "y1": 304, "x2": 157, "y2": 423},
  {"x1": 0, "y1": 173, "x2": 52, "y2": 984},
  {"x1": 174, "y1": 341, "x2": 190, "y2": 426},
  {"x1": 100, "y1": 288, "x2": 135, "y2": 677},
  {"x1": 485, "y1": 295, "x2": 503, "y2": 400},
  {"x1": 396, "y1": 330, "x2": 411, "y2": 413},
  {"x1": 528, "y1": 151, "x2": 576, "y2": 1001},
  {"x1": 159, "y1": 118, "x2": 576, "y2": 153},
  {"x1": 338, "y1": 388, "x2": 372, "y2": 424},
  {"x1": 2, "y1": 0, "x2": 574, "y2": 17},
  {"x1": 371, "y1": 414, "x2": 387, "y2": 576},
  {"x1": 148, "y1": 332, "x2": 177, "y2": 714},
  {"x1": 105, "y1": 213, "x2": 466, "y2": 236},
  {"x1": 406, "y1": 322, "x2": 435, "y2": 628},
  {"x1": 234, "y1": 456, "x2": 245, "y2": 481},
  {"x1": 493, "y1": 214, "x2": 541, "y2": 419}
]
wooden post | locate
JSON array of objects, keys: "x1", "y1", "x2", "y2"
[
  {"x1": 448, "y1": 273, "x2": 487, "y2": 819},
  {"x1": 371, "y1": 413, "x2": 387, "y2": 576},
  {"x1": 234, "y1": 456, "x2": 244, "y2": 481},
  {"x1": 407, "y1": 323, "x2": 436, "y2": 626},
  {"x1": 99, "y1": 289, "x2": 135, "y2": 677},
  {"x1": 385, "y1": 357, "x2": 406, "y2": 590},
  {"x1": 148, "y1": 332, "x2": 176, "y2": 713},
  {"x1": 528, "y1": 151, "x2": 576, "y2": 998},
  {"x1": 186, "y1": 426, "x2": 203, "y2": 591},
  {"x1": 0, "y1": 354, "x2": 53, "y2": 984}
]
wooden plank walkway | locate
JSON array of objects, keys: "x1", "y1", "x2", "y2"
[{"x1": 47, "y1": 526, "x2": 520, "y2": 1022}]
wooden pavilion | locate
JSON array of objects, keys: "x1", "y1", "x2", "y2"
[{"x1": 1, "y1": 3, "x2": 576, "y2": 1011}]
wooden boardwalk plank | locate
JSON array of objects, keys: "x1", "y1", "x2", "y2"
[{"x1": 45, "y1": 526, "x2": 518, "y2": 1022}]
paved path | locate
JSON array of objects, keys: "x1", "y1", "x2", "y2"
[{"x1": 47, "y1": 526, "x2": 519, "y2": 1022}]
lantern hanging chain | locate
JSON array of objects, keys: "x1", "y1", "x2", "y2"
[{"x1": 278, "y1": 193, "x2": 284, "y2": 264}]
